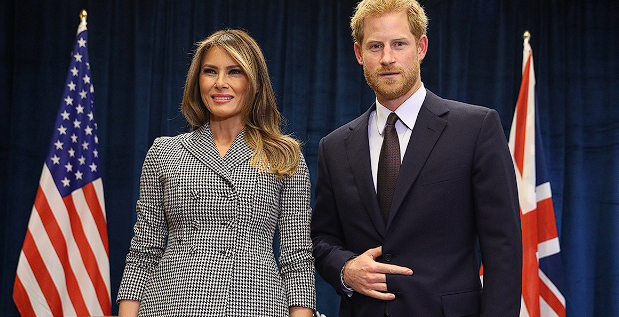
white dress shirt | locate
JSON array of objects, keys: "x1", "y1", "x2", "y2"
[{"x1": 368, "y1": 83, "x2": 426, "y2": 192}]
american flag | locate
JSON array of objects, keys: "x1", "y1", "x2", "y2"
[
  {"x1": 13, "y1": 16, "x2": 111, "y2": 316},
  {"x1": 509, "y1": 32, "x2": 566, "y2": 317}
]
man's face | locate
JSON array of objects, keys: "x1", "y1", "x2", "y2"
[{"x1": 354, "y1": 11, "x2": 427, "y2": 108}]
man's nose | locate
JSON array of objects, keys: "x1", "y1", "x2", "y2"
[{"x1": 380, "y1": 47, "x2": 396, "y2": 65}]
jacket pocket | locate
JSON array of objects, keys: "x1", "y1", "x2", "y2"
[
  {"x1": 422, "y1": 165, "x2": 468, "y2": 185},
  {"x1": 441, "y1": 288, "x2": 481, "y2": 317}
]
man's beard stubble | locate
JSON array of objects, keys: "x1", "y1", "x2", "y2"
[{"x1": 363, "y1": 63, "x2": 419, "y2": 101}]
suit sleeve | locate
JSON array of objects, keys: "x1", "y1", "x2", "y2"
[
  {"x1": 278, "y1": 155, "x2": 316, "y2": 309},
  {"x1": 473, "y1": 110, "x2": 522, "y2": 316},
  {"x1": 311, "y1": 138, "x2": 358, "y2": 296},
  {"x1": 117, "y1": 137, "x2": 169, "y2": 303}
]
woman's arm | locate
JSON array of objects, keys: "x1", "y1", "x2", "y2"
[
  {"x1": 117, "y1": 138, "x2": 170, "y2": 306},
  {"x1": 118, "y1": 299, "x2": 140, "y2": 317},
  {"x1": 278, "y1": 155, "x2": 317, "y2": 311},
  {"x1": 290, "y1": 306, "x2": 314, "y2": 317}
]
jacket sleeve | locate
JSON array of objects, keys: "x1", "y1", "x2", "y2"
[
  {"x1": 473, "y1": 110, "x2": 522, "y2": 316},
  {"x1": 311, "y1": 138, "x2": 358, "y2": 297},
  {"x1": 278, "y1": 155, "x2": 316, "y2": 309},
  {"x1": 117, "y1": 138, "x2": 169, "y2": 303}
]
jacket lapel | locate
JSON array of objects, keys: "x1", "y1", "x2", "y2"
[
  {"x1": 180, "y1": 124, "x2": 249, "y2": 184},
  {"x1": 345, "y1": 105, "x2": 386, "y2": 237},
  {"x1": 222, "y1": 129, "x2": 253, "y2": 171},
  {"x1": 387, "y1": 91, "x2": 448, "y2": 228}
]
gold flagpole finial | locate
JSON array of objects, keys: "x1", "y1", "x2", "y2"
[
  {"x1": 523, "y1": 31, "x2": 531, "y2": 44},
  {"x1": 80, "y1": 10, "x2": 87, "y2": 23}
]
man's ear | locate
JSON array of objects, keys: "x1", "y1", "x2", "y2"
[
  {"x1": 417, "y1": 35, "x2": 428, "y2": 62},
  {"x1": 354, "y1": 42, "x2": 364, "y2": 65}
]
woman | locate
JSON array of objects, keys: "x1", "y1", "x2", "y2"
[{"x1": 117, "y1": 29, "x2": 315, "y2": 317}]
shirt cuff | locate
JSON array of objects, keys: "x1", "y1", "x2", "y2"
[{"x1": 340, "y1": 261, "x2": 354, "y2": 297}]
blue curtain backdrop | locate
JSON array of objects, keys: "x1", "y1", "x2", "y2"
[{"x1": 1, "y1": 0, "x2": 618, "y2": 316}]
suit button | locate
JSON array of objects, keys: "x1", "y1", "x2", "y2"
[{"x1": 384, "y1": 253, "x2": 392, "y2": 262}]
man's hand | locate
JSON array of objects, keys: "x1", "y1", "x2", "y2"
[{"x1": 343, "y1": 246, "x2": 413, "y2": 300}]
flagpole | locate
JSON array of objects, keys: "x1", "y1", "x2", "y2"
[
  {"x1": 80, "y1": 9, "x2": 87, "y2": 22},
  {"x1": 523, "y1": 30, "x2": 530, "y2": 44}
]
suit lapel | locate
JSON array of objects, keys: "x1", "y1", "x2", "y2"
[
  {"x1": 345, "y1": 105, "x2": 386, "y2": 237},
  {"x1": 387, "y1": 91, "x2": 449, "y2": 228}
]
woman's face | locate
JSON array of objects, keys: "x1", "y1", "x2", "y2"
[{"x1": 199, "y1": 46, "x2": 249, "y2": 123}]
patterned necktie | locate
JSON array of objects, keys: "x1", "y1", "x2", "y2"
[{"x1": 377, "y1": 112, "x2": 401, "y2": 223}]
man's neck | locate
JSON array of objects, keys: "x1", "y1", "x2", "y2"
[{"x1": 377, "y1": 81, "x2": 422, "y2": 111}]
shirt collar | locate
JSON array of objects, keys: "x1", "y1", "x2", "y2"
[{"x1": 375, "y1": 82, "x2": 426, "y2": 135}]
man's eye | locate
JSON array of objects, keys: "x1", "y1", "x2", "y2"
[{"x1": 393, "y1": 41, "x2": 408, "y2": 48}]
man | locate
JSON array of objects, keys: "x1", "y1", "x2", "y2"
[{"x1": 310, "y1": 0, "x2": 522, "y2": 316}]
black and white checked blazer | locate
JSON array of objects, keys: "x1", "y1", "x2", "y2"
[{"x1": 117, "y1": 124, "x2": 316, "y2": 316}]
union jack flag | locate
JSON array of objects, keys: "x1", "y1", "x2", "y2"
[
  {"x1": 509, "y1": 32, "x2": 566, "y2": 317},
  {"x1": 13, "y1": 15, "x2": 111, "y2": 316}
]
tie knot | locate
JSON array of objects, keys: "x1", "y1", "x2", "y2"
[{"x1": 386, "y1": 112, "x2": 399, "y2": 126}]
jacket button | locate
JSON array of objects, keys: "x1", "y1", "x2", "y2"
[{"x1": 384, "y1": 253, "x2": 392, "y2": 262}]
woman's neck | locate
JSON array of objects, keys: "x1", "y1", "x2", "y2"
[{"x1": 209, "y1": 118, "x2": 245, "y2": 157}]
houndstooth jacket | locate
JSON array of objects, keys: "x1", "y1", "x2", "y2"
[{"x1": 117, "y1": 124, "x2": 316, "y2": 316}]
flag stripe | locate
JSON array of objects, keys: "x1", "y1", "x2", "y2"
[
  {"x1": 21, "y1": 229, "x2": 64, "y2": 316},
  {"x1": 91, "y1": 179, "x2": 113, "y2": 298},
  {"x1": 538, "y1": 237, "x2": 560, "y2": 260},
  {"x1": 539, "y1": 269, "x2": 566, "y2": 307},
  {"x1": 521, "y1": 297, "x2": 531, "y2": 317},
  {"x1": 539, "y1": 299, "x2": 560, "y2": 317},
  {"x1": 70, "y1": 184, "x2": 109, "y2": 276},
  {"x1": 513, "y1": 52, "x2": 531, "y2": 177},
  {"x1": 83, "y1": 182, "x2": 110, "y2": 256},
  {"x1": 521, "y1": 209, "x2": 540, "y2": 317},
  {"x1": 13, "y1": 275, "x2": 37, "y2": 317},
  {"x1": 38, "y1": 166, "x2": 89, "y2": 316},
  {"x1": 62, "y1": 194, "x2": 110, "y2": 313},
  {"x1": 540, "y1": 278, "x2": 566, "y2": 317},
  {"x1": 72, "y1": 185, "x2": 112, "y2": 311},
  {"x1": 536, "y1": 182, "x2": 552, "y2": 202},
  {"x1": 28, "y1": 187, "x2": 77, "y2": 316},
  {"x1": 537, "y1": 198, "x2": 559, "y2": 245},
  {"x1": 35, "y1": 184, "x2": 90, "y2": 315}
]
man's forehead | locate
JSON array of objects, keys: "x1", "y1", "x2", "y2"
[{"x1": 361, "y1": 12, "x2": 414, "y2": 43}]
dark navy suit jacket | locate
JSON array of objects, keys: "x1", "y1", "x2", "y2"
[{"x1": 311, "y1": 90, "x2": 522, "y2": 316}]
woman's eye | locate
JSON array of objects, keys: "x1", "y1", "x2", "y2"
[
  {"x1": 203, "y1": 68, "x2": 216, "y2": 75},
  {"x1": 229, "y1": 69, "x2": 243, "y2": 75}
]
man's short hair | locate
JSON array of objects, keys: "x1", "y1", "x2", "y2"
[{"x1": 350, "y1": 0, "x2": 428, "y2": 44}]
